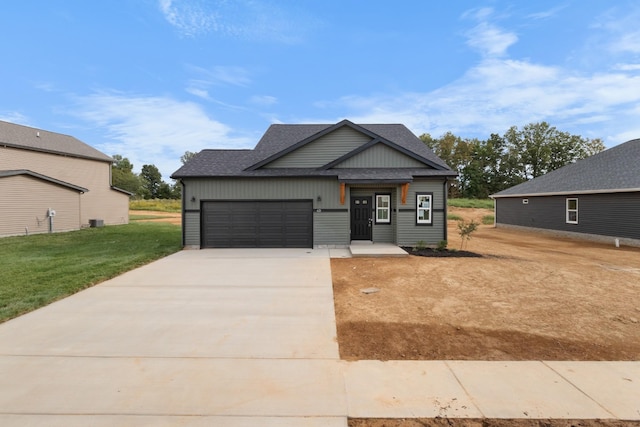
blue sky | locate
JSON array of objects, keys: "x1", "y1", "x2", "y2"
[{"x1": 2, "y1": 1, "x2": 640, "y2": 179}]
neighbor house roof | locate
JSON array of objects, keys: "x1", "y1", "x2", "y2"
[
  {"x1": 491, "y1": 138, "x2": 640, "y2": 198},
  {"x1": 0, "y1": 169, "x2": 88, "y2": 193},
  {"x1": 172, "y1": 120, "x2": 456, "y2": 181},
  {"x1": 0, "y1": 120, "x2": 113, "y2": 163}
]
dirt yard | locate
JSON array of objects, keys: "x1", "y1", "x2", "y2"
[
  {"x1": 332, "y1": 207, "x2": 640, "y2": 361},
  {"x1": 130, "y1": 210, "x2": 181, "y2": 225}
]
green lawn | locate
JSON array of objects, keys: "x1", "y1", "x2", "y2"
[
  {"x1": 448, "y1": 198, "x2": 494, "y2": 209},
  {"x1": 0, "y1": 222, "x2": 182, "y2": 323}
]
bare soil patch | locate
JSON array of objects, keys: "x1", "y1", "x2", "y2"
[
  {"x1": 129, "y1": 210, "x2": 181, "y2": 225},
  {"x1": 349, "y1": 419, "x2": 639, "y2": 427},
  {"x1": 332, "y1": 207, "x2": 640, "y2": 361}
]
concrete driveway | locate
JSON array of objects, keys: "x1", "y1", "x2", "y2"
[
  {"x1": 1, "y1": 249, "x2": 638, "y2": 425},
  {"x1": 0, "y1": 249, "x2": 348, "y2": 426}
]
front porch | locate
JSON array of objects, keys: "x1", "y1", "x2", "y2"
[{"x1": 348, "y1": 241, "x2": 408, "y2": 258}]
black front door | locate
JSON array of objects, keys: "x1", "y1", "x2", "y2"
[{"x1": 350, "y1": 196, "x2": 372, "y2": 241}]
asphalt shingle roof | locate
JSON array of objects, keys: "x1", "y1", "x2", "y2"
[
  {"x1": 492, "y1": 138, "x2": 640, "y2": 197},
  {"x1": 172, "y1": 121, "x2": 455, "y2": 180},
  {"x1": 0, "y1": 120, "x2": 113, "y2": 162}
]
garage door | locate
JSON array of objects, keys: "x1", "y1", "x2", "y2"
[{"x1": 201, "y1": 200, "x2": 313, "y2": 248}]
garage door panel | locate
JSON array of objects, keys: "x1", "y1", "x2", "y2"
[{"x1": 202, "y1": 201, "x2": 312, "y2": 248}]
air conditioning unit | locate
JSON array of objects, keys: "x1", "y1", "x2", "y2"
[{"x1": 89, "y1": 219, "x2": 104, "y2": 228}]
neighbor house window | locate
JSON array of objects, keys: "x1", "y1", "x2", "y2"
[
  {"x1": 375, "y1": 194, "x2": 391, "y2": 224},
  {"x1": 566, "y1": 198, "x2": 578, "y2": 224},
  {"x1": 416, "y1": 193, "x2": 432, "y2": 225}
]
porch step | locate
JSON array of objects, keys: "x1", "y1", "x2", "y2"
[{"x1": 348, "y1": 242, "x2": 409, "y2": 258}]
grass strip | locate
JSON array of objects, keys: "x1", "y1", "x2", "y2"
[
  {"x1": 0, "y1": 222, "x2": 181, "y2": 322},
  {"x1": 130, "y1": 214, "x2": 176, "y2": 221},
  {"x1": 129, "y1": 199, "x2": 181, "y2": 212},
  {"x1": 448, "y1": 198, "x2": 494, "y2": 209}
]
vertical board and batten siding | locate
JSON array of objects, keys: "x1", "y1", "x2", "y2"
[
  {"x1": 350, "y1": 187, "x2": 395, "y2": 243},
  {"x1": 0, "y1": 146, "x2": 129, "y2": 226},
  {"x1": 183, "y1": 177, "x2": 347, "y2": 247},
  {"x1": 396, "y1": 179, "x2": 447, "y2": 246},
  {"x1": 0, "y1": 175, "x2": 81, "y2": 236},
  {"x1": 496, "y1": 192, "x2": 640, "y2": 240},
  {"x1": 334, "y1": 144, "x2": 427, "y2": 168},
  {"x1": 264, "y1": 127, "x2": 371, "y2": 168}
]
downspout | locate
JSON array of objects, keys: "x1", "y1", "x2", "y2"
[
  {"x1": 180, "y1": 179, "x2": 186, "y2": 247},
  {"x1": 443, "y1": 177, "x2": 448, "y2": 242}
]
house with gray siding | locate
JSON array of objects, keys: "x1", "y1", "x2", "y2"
[
  {"x1": 0, "y1": 120, "x2": 130, "y2": 237},
  {"x1": 491, "y1": 138, "x2": 640, "y2": 247},
  {"x1": 171, "y1": 120, "x2": 457, "y2": 249}
]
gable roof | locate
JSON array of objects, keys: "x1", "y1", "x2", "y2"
[
  {"x1": 0, "y1": 120, "x2": 113, "y2": 163},
  {"x1": 172, "y1": 120, "x2": 456, "y2": 181},
  {"x1": 491, "y1": 138, "x2": 640, "y2": 198},
  {"x1": 0, "y1": 169, "x2": 88, "y2": 193},
  {"x1": 248, "y1": 120, "x2": 450, "y2": 170}
]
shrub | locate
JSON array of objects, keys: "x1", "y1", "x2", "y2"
[
  {"x1": 458, "y1": 220, "x2": 479, "y2": 250},
  {"x1": 414, "y1": 240, "x2": 427, "y2": 251}
]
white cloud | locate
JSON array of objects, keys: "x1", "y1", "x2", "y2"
[
  {"x1": 527, "y1": 5, "x2": 568, "y2": 20},
  {"x1": 158, "y1": 0, "x2": 217, "y2": 37},
  {"x1": 319, "y1": 7, "x2": 640, "y2": 146},
  {"x1": 0, "y1": 111, "x2": 30, "y2": 126},
  {"x1": 158, "y1": 0, "x2": 312, "y2": 43},
  {"x1": 72, "y1": 92, "x2": 253, "y2": 178},
  {"x1": 185, "y1": 64, "x2": 252, "y2": 101},
  {"x1": 465, "y1": 22, "x2": 518, "y2": 57},
  {"x1": 249, "y1": 95, "x2": 277, "y2": 106},
  {"x1": 338, "y1": 59, "x2": 640, "y2": 143}
]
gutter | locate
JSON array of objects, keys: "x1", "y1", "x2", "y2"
[{"x1": 491, "y1": 187, "x2": 640, "y2": 198}]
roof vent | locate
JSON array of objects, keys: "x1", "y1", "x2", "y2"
[{"x1": 36, "y1": 132, "x2": 40, "y2": 137}]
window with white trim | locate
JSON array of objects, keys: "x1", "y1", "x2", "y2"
[
  {"x1": 416, "y1": 193, "x2": 432, "y2": 224},
  {"x1": 375, "y1": 194, "x2": 391, "y2": 224},
  {"x1": 566, "y1": 198, "x2": 578, "y2": 224}
]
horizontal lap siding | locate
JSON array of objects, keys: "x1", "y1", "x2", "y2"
[
  {"x1": 184, "y1": 211, "x2": 200, "y2": 246},
  {"x1": 314, "y1": 211, "x2": 349, "y2": 246},
  {"x1": 0, "y1": 147, "x2": 129, "y2": 226},
  {"x1": 0, "y1": 175, "x2": 81, "y2": 236},
  {"x1": 396, "y1": 179, "x2": 447, "y2": 246},
  {"x1": 184, "y1": 178, "x2": 343, "y2": 247},
  {"x1": 496, "y1": 192, "x2": 640, "y2": 240}
]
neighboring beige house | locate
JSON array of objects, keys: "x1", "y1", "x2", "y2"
[{"x1": 0, "y1": 120, "x2": 130, "y2": 237}]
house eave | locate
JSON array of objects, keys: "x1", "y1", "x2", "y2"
[
  {"x1": 491, "y1": 187, "x2": 640, "y2": 198},
  {"x1": 338, "y1": 179, "x2": 413, "y2": 184},
  {"x1": 0, "y1": 169, "x2": 89, "y2": 193}
]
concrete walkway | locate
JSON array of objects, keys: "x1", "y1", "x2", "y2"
[{"x1": 0, "y1": 249, "x2": 638, "y2": 426}]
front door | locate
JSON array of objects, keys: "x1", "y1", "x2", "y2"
[{"x1": 350, "y1": 196, "x2": 372, "y2": 241}]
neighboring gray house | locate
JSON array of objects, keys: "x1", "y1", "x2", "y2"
[
  {"x1": 171, "y1": 120, "x2": 457, "y2": 249},
  {"x1": 491, "y1": 138, "x2": 640, "y2": 247}
]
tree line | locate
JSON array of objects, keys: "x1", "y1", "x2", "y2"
[
  {"x1": 113, "y1": 123, "x2": 604, "y2": 200},
  {"x1": 420, "y1": 122, "x2": 605, "y2": 199},
  {"x1": 111, "y1": 152, "x2": 196, "y2": 199}
]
